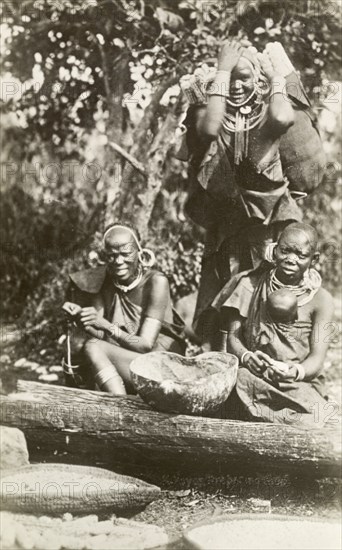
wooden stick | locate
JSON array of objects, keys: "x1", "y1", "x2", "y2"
[{"x1": 108, "y1": 142, "x2": 147, "y2": 176}]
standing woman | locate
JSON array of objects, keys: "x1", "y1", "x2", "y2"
[
  {"x1": 63, "y1": 223, "x2": 185, "y2": 395},
  {"x1": 179, "y1": 41, "x2": 305, "y2": 348}
]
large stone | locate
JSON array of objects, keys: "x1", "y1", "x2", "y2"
[{"x1": 0, "y1": 426, "x2": 29, "y2": 470}]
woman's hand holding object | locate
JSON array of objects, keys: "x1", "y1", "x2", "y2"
[
  {"x1": 242, "y1": 350, "x2": 273, "y2": 377},
  {"x1": 264, "y1": 42, "x2": 295, "y2": 78},
  {"x1": 79, "y1": 307, "x2": 110, "y2": 331},
  {"x1": 62, "y1": 302, "x2": 82, "y2": 318},
  {"x1": 267, "y1": 360, "x2": 298, "y2": 382}
]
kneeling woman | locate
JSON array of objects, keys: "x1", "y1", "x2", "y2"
[{"x1": 63, "y1": 223, "x2": 185, "y2": 395}]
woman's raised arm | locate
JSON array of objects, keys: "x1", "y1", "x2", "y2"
[
  {"x1": 258, "y1": 51, "x2": 294, "y2": 134},
  {"x1": 197, "y1": 41, "x2": 243, "y2": 140}
]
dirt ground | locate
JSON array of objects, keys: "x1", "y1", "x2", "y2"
[
  {"x1": 0, "y1": 297, "x2": 341, "y2": 548},
  {"x1": 132, "y1": 475, "x2": 341, "y2": 547}
]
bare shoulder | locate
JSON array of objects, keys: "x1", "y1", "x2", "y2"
[
  {"x1": 145, "y1": 271, "x2": 170, "y2": 293},
  {"x1": 312, "y1": 287, "x2": 334, "y2": 317}
]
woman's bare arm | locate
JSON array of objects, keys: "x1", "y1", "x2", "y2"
[
  {"x1": 225, "y1": 308, "x2": 248, "y2": 360},
  {"x1": 258, "y1": 52, "x2": 294, "y2": 135},
  {"x1": 300, "y1": 288, "x2": 334, "y2": 380},
  {"x1": 266, "y1": 289, "x2": 334, "y2": 384},
  {"x1": 197, "y1": 40, "x2": 243, "y2": 140},
  {"x1": 197, "y1": 93, "x2": 228, "y2": 141},
  {"x1": 266, "y1": 78, "x2": 294, "y2": 134},
  {"x1": 79, "y1": 273, "x2": 170, "y2": 354},
  {"x1": 224, "y1": 308, "x2": 272, "y2": 375}
]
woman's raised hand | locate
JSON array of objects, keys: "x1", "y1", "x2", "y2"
[
  {"x1": 217, "y1": 39, "x2": 243, "y2": 72},
  {"x1": 257, "y1": 51, "x2": 278, "y2": 81}
]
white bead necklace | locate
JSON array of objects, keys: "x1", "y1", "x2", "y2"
[{"x1": 113, "y1": 267, "x2": 143, "y2": 293}]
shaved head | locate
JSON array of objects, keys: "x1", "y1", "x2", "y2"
[
  {"x1": 274, "y1": 222, "x2": 319, "y2": 285},
  {"x1": 103, "y1": 224, "x2": 141, "y2": 284},
  {"x1": 104, "y1": 226, "x2": 137, "y2": 250},
  {"x1": 280, "y1": 223, "x2": 318, "y2": 252}
]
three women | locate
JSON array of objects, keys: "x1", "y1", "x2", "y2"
[{"x1": 62, "y1": 40, "x2": 333, "y2": 426}]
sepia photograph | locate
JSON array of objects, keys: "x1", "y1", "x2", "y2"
[{"x1": 0, "y1": 1, "x2": 341, "y2": 548}]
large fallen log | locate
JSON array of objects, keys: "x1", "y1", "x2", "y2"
[{"x1": 0, "y1": 381, "x2": 341, "y2": 478}]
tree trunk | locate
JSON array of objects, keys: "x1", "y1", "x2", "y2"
[
  {"x1": 1, "y1": 381, "x2": 340, "y2": 479},
  {"x1": 109, "y1": 75, "x2": 185, "y2": 240},
  {"x1": 101, "y1": 49, "x2": 130, "y2": 226}
]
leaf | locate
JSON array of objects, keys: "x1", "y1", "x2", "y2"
[
  {"x1": 247, "y1": 498, "x2": 271, "y2": 509},
  {"x1": 171, "y1": 489, "x2": 191, "y2": 498},
  {"x1": 254, "y1": 27, "x2": 265, "y2": 35},
  {"x1": 155, "y1": 7, "x2": 184, "y2": 31},
  {"x1": 113, "y1": 38, "x2": 125, "y2": 49},
  {"x1": 185, "y1": 499, "x2": 200, "y2": 506}
]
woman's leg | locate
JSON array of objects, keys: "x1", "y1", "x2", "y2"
[{"x1": 83, "y1": 339, "x2": 140, "y2": 395}]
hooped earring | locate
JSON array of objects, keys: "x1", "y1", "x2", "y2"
[
  {"x1": 88, "y1": 250, "x2": 105, "y2": 267},
  {"x1": 264, "y1": 242, "x2": 277, "y2": 265},
  {"x1": 254, "y1": 74, "x2": 270, "y2": 97},
  {"x1": 138, "y1": 248, "x2": 156, "y2": 268}
]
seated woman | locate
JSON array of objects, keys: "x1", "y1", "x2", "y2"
[
  {"x1": 63, "y1": 223, "x2": 185, "y2": 395},
  {"x1": 212, "y1": 223, "x2": 335, "y2": 426}
]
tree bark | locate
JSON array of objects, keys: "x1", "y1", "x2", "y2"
[
  {"x1": 109, "y1": 76, "x2": 185, "y2": 240},
  {"x1": 1, "y1": 381, "x2": 340, "y2": 479},
  {"x1": 100, "y1": 46, "x2": 130, "y2": 226}
]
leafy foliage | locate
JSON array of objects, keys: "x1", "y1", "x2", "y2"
[
  {"x1": 0, "y1": 182, "x2": 103, "y2": 319},
  {"x1": 303, "y1": 175, "x2": 342, "y2": 293},
  {"x1": 1, "y1": 0, "x2": 341, "y2": 361},
  {"x1": 2, "y1": 0, "x2": 341, "y2": 144}
]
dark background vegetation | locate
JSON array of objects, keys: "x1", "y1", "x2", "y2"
[{"x1": 1, "y1": 0, "x2": 341, "y2": 360}]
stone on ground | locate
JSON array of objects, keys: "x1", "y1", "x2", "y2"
[{"x1": 0, "y1": 426, "x2": 29, "y2": 470}]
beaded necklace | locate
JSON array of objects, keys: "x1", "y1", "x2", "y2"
[
  {"x1": 269, "y1": 268, "x2": 322, "y2": 307},
  {"x1": 113, "y1": 267, "x2": 143, "y2": 293},
  {"x1": 222, "y1": 98, "x2": 268, "y2": 165}
]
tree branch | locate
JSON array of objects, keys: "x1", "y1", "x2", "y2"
[
  {"x1": 133, "y1": 73, "x2": 182, "y2": 145},
  {"x1": 88, "y1": 32, "x2": 112, "y2": 109},
  {"x1": 108, "y1": 141, "x2": 147, "y2": 175}
]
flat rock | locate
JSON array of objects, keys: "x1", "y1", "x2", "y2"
[
  {"x1": 1, "y1": 463, "x2": 161, "y2": 515},
  {"x1": 0, "y1": 427, "x2": 29, "y2": 470}
]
